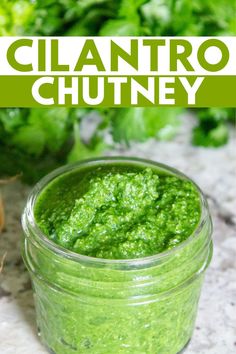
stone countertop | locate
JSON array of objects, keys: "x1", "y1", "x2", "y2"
[{"x1": 0, "y1": 115, "x2": 235, "y2": 354}]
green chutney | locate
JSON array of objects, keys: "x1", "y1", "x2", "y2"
[{"x1": 34, "y1": 164, "x2": 201, "y2": 259}]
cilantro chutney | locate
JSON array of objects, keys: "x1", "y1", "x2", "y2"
[
  {"x1": 34, "y1": 162, "x2": 201, "y2": 259},
  {"x1": 22, "y1": 157, "x2": 213, "y2": 354}
]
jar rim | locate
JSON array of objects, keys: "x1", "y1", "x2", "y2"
[{"x1": 22, "y1": 156, "x2": 211, "y2": 267}]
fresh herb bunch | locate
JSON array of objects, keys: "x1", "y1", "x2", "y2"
[
  {"x1": 22, "y1": 0, "x2": 236, "y2": 37},
  {"x1": 0, "y1": 0, "x2": 235, "y2": 182}
]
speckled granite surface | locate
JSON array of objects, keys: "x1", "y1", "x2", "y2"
[{"x1": 0, "y1": 115, "x2": 235, "y2": 354}]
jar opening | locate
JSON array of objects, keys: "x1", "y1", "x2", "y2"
[{"x1": 22, "y1": 156, "x2": 211, "y2": 268}]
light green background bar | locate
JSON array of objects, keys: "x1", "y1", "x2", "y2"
[{"x1": 0, "y1": 76, "x2": 235, "y2": 107}]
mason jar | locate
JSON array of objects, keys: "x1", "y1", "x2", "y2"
[{"x1": 22, "y1": 157, "x2": 213, "y2": 354}]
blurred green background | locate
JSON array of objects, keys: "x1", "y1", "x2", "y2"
[{"x1": 0, "y1": 0, "x2": 235, "y2": 183}]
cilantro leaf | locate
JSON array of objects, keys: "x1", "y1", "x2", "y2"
[
  {"x1": 11, "y1": 108, "x2": 72, "y2": 156},
  {"x1": 111, "y1": 107, "x2": 182, "y2": 144},
  {"x1": 192, "y1": 108, "x2": 235, "y2": 147},
  {"x1": 192, "y1": 122, "x2": 229, "y2": 148}
]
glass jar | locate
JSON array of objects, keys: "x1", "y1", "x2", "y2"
[{"x1": 22, "y1": 157, "x2": 213, "y2": 354}]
